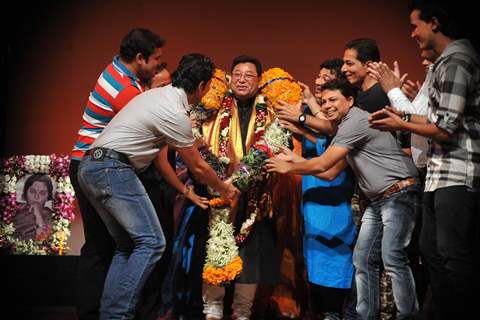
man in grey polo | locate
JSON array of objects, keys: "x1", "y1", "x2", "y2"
[
  {"x1": 77, "y1": 53, "x2": 239, "y2": 320},
  {"x1": 266, "y1": 79, "x2": 419, "y2": 319}
]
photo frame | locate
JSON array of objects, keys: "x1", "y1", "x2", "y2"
[{"x1": 0, "y1": 155, "x2": 75, "y2": 255}]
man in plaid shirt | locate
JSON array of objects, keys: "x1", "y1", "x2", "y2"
[{"x1": 368, "y1": 1, "x2": 479, "y2": 319}]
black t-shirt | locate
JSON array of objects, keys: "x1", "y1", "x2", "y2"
[
  {"x1": 357, "y1": 82, "x2": 390, "y2": 113},
  {"x1": 357, "y1": 83, "x2": 411, "y2": 148}
]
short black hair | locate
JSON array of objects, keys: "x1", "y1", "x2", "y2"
[
  {"x1": 171, "y1": 53, "x2": 215, "y2": 94},
  {"x1": 321, "y1": 78, "x2": 358, "y2": 104},
  {"x1": 408, "y1": 0, "x2": 467, "y2": 39},
  {"x1": 345, "y1": 38, "x2": 380, "y2": 63},
  {"x1": 119, "y1": 28, "x2": 165, "y2": 63},
  {"x1": 23, "y1": 174, "x2": 54, "y2": 203},
  {"x1": 320, "y1": 58, "x2": 347, "y2": 80},
  {"x1": 231, "y1": 55, "x2": 262, "y2": 75}
]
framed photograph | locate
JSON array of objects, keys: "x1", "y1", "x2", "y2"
[{"x1": 0, "y1": 155, "x2": 75, "y2": 255}]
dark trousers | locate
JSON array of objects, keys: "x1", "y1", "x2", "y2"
[
  {"x1": 310, "y1": 282, "x2": 349, "y2": 316},
  {"x1": 407, "y1": 168, "x2": 429, "y2": 311},
  {"x1": 420, "y1": 186, "x2": 480, "y2": 320},
  {"x1": 70, "y1": 159, "x2": 175, "y2": 320}
]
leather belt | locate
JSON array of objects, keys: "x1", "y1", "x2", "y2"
[
  {"x1": 86, "y1": 148, "x2": 130, "y2": 165},
  {"x1": 378, "y1": 177, "x2": 418, "y2": 200}
]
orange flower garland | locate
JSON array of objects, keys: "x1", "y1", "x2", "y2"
[
  {"x1": 201, "y1": 69, "x2": 228, "y2": 110},
  {"x1": 203, "y1": 256, "x2": 243, "y2": 286},
  {"x1": 259, "y1": 67, "x2": 302, "y2": 110},
  {"x1": 208, "y1": 197, "x2": 232, "y2": 208}
]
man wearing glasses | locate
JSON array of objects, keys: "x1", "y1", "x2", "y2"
[{"x1": 200, "y1": 55, "x2": 281, "y2": 320}]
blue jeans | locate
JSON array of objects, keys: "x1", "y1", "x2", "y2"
[
  {"x1": 78, "y1": 156, "x2": 165, "y2": 320},
  {"x1": 353, "y1": 186, "x2": 419, "y2": 319}
]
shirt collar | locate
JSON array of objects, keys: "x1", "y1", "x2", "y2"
[
  {"x1": 112, "y1": 55, "x2": 139, "y2": 81},
  {"x1": 434, "y1": 39, "x2": 479, "y2": 68}
]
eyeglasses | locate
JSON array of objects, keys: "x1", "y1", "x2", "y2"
[{"x1": 231, "y1": 72, "x2": 258, "y2": 81}]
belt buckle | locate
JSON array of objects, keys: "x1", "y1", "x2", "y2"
[{"x1": 91, "y1": 148, "x2": 105, "y2": 161}]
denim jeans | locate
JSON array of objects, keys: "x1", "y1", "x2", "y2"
[
  {"x1": 353, "y1": 186, "x2": 419, "y2": 319},
  {"x1": 78, "y1": 156, "x2": 166, "y2": 320}
]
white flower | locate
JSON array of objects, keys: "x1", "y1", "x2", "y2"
[
  {"x1": 204, "y1": 207, "x2": 239, "y2": 267},
  {"x1": 261, "y1": 120, "x2": 290, "y2": 153},
  {"x1": 220, "y1": 112, "x2": 229, "y2": 119},
  {"x1": 25, "y1": 155, "x2": 51, "y2": 173},
  {"x1": 1, "y1": 174, "x2": 17, "y2": 193},
  {"x1": 56, "y1": 176, "x2": 74, "y2": 194},
  {"x1": 221, "y1": 127, "x2": 229, "y2": 137},
  {"x1": 257, "y1": 95, "x2": 266, "y2": 104}
]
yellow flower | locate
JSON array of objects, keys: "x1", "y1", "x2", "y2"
[
  {"x1": 259, "y1": 67, "x2": 302, "y2": 110},
  {"x1": 201, "y1": 69, "x2": 228, "y2": 110}
]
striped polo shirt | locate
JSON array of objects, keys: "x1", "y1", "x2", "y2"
[{"x1": 71, "y1": 55, "x2": 144, "y2": 160}]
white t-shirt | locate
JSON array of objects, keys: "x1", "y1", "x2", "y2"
[{"x1": 92, "y1": 84, "x2": 195, "y2": 171}]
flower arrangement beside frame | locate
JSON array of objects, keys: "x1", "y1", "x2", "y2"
[{"x1": 0, "y1": 154, "x2": 75, "y2": 255}]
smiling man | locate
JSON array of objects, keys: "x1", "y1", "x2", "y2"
[
  {"x1": 367, "y1": 1, "x2": 480, "y2": 319},
  {"x1": 342, "y1": 38, "x2": 389, "y2": 114},
  {"x1": 342, "y1": 38, "x2": 411, "y2": 155},
  {"x1": 198, "y1": 55, "x2": 282, "y2": 320},
  {"x1": 266, "y1": 78, "x2": 420, "y2": 319}
]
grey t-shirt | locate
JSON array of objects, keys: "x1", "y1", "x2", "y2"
[
  {"x1": 92, "y1": 84, "x2": 195, "y2": 171},
  {"x1": 331, "y1": 107, "x2": 417, "y2": 200}
]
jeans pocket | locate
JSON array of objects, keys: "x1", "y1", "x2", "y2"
[
  {"x1": 113, "y1": 168, "x2": 146, "y2": 196},
  {"x1": 82, "y1": 170, "x2": 112, "y2": 202}
]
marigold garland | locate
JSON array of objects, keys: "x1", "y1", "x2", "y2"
[
  {"x1": 203, "y1": 256, "x2": 243, "y2": 286},
  {"x1": 208, "y1": 197, "x2": 231, "y2": 208},
  {"x1": 189, "y1": 68, "x2": 295, "y2": 286},
  {"x1": 203, "y1": 206, "x2": 242, "y2": 285},
  {"x1": 259, "y1": 67, "x2": 302, "y2": 110},
  {"x1": 201, "y1": 69, "x2": 228, "y2": 110}
]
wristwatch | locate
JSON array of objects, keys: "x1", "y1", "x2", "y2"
[
  {"x1": 401, "y1": 113, "x2": 411, "y2": 122},
  {"x1": 298, "y1": 112, "x2": 307, "y2": 126}
]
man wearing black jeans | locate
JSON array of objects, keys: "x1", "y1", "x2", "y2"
[{"x1": 369, "y1": 1, "x2": 480, "y2": 318}]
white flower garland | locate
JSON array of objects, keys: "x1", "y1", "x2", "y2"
[{"x1": 204, "y1": 207, "x2": 239, "y2": 268}]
